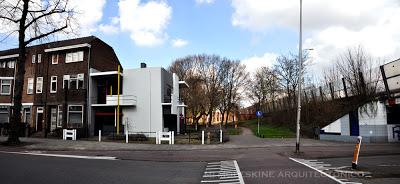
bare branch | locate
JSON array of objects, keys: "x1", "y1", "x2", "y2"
[{"x1": 24, "y1": 22, "x2": 68, "y2": 45}]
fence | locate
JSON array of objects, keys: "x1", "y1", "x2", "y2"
[
  {"x1": 63, "y1": 129, "x2": 77, "y2": 140},
  {"x1": 262, "y1": 71, "x2": 385, "y2": 113}
]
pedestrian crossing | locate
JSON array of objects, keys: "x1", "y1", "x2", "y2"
[
  {"x1": 290, "y1": 158, "x2": 362, "y2": 184},
  {"x1": 201, "y1": 160, "x2": 245, "y2": 184}
]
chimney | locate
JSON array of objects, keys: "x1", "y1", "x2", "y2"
[{"x1": 140, "y1": 62, "x2": 147, "y2": 68}]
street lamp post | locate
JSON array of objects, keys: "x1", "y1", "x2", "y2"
[{"x1": 295, "y1": 0, "x2": 303, "y2": 154}]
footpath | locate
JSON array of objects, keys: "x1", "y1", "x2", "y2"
[{"x1": 0, "y1": 127, "x2": 398, "y2": 153}]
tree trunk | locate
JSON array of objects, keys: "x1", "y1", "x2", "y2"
[
  {"x1": 7, "y1": 0, "x2": 29, "y2": 145},
  {"x1": 207, "y1": 109, "x2": 213, "y2": 127}
]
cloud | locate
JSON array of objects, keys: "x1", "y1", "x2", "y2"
[
  {"x1": 0, "y1": 0, "x2": 106, "y2": 39},
  {"x1": 231, "y1": 0, "x2": 400, "y2": 76},
  {"x1": 98, "y1": 17, "x2": 120, "y2": 34},
  {"x1": 118, "y1": 0, "x2": 172, "y2": 47},
  {"x1": 171, "y1": 38, "x2": 188, "y2": 48},
  {"x1": 241, "y1": 52, "x2": 278, "y2": 74},
  {"x1": 69, "y1": 0, "x2": 106, "y2": 35},
  {"x1": 195, "y1": 0, "x2": 215, "y2": 5}
]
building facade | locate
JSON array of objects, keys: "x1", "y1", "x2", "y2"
[{"x1": 0, "y1": 36, "x2": 121, "y2": 137}]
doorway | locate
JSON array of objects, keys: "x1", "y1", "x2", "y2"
[{"x1": 36, "y1": 107, "x2": 44, "y2": 132}]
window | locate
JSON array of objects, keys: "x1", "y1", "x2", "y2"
[
  {"x1": 51, "y1": 54, "x2": 58, "y2": 64},
  {"x1": 32, "y1": 54, "x2": 36, "y2": 63},
  {"x1": 63, "y1": 74, "x2": 84, "y2": 89},
  {"x1": 78, "y1": 74, "x2": 84, "y2": 89},
  {"x1": 27, "y1": 78, "x2": 34, "y2": 94},
  {"x1": 0, "y1": 79, "x2": 11, "y2": 95},
  {"x1": 36, "y1": 77, "x2": 43, "y2": 93},
  {"x1": 57, "y1": 105, "x2": 63, "y2": 127},
  {"x1": 68, "y1": 105, "x2": 83, "y2": 127},
  {"x1": 0, "y1": 62, "x2": 6, "y2": 68},
  {"x1": 24, "y1": 108, "x2": 31, "y2": 123},
  {"x1": 65, "y1": 51, "x2": 84, "y2": 63},
  {"x1": 0, "y1": 108, "x2": 9, "y2": 123},
  {"x1": 37, "y1": 54, "x2": 42, "y2": 63},
  {"x1": 50, "y1": 76, "x2": 57, "y2": 93},
  {"x1": 7, "y1": 61, "x2": 15, "y2": 68}
]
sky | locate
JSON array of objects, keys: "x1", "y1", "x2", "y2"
[{"x1": 1, "y1": 0, "x2": 400, "y2": 78}]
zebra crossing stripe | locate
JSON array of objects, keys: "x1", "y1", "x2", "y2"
[
  {"x1": 289, "y1": 157, "x2": 363, "y2": 184},
  {"x1": 201, "y1": 160, "x2": 245, "y2": 184}
]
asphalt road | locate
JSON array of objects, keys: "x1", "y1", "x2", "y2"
[
  {"x1": 0, "y1": 149, "x2": 339, "y2": 184},
  {"x1": 0, "y1": 152, "x2": 205, "y2": 184}
]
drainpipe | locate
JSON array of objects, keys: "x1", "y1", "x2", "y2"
[{"x1": 87, "y1": 45, "x2": 92, "y2": 137}]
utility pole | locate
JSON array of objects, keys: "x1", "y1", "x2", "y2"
[{"x1": 295, "y1": 0, "x2": 303, "y2": 154}]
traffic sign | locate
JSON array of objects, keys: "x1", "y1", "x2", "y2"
[{"x1": 256, "y1": 111, "x2": 263, "y2": 117}]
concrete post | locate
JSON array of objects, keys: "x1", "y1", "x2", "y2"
[
  {"x1": 98, "y1": 130, "x2": 101, "y2": 142},
  {"x1": 156, "y1": 131, "x2": 159, "y2": 144},
  {"x1": 172, "y1": 131, "x2": 175, "y2": 144},
  {"x1": 125, "y1": 128, "x2": 128, "y2": 144},
  {"x1": 169, "y1": 131, "x2": 172, "y2": 145},
  {"x1": 220, "y1": 129, "x2": 223, "y2": 143},
  {"x1": 202, "y1": 131, "x2": 204, "y2": 145}
]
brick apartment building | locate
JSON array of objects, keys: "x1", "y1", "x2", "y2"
[{"x1": 0, "y1": 36, "x2": 121, "y2": 137}]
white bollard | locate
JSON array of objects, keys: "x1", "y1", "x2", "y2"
[
  {"x1": 169, "y1": 131, "x2": 172, "y2": 145},
  {"x1": 73, "y1": 129, "x2": 77, "y2": 140},
  {"x1": 99, "y1": 130, "x2": 102, "y2": 142},
  {"x1": 62, "y1": 129, "x2": 65, "y2": 140},
  {"x1": 202, "y1": 131, "x2": 205, "y2": 145},
  {"x1": 220, "y1": 129, "x2": 223, "y2": 143},
  {"x1": 156, "y1": 131, "x2": 159, "y2": 144},
  {"x1": 172, "y1": 131, "x2": 175, "y2": 144},
  {"x1": 125, "y1": 128, "x2": 129, "y2": 144}
]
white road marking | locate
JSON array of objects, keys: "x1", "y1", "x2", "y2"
[
  {"x1": 289, "y1": 158, "x2": 362, "y2": 184},
  {"x1": 0, "y1": 151, "x2": 118, "y2": 160},
  {"x1": 201, "y1": 160, "x2": 245, "y2": 184}
]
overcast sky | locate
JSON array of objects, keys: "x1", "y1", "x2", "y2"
[{"x1": 1, "y1": 0, "x2": 400, "y2": 77}]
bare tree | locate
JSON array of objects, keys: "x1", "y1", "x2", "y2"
[
  {"x1": 0, "y1": 0, "x2": 75, "y2": 144},
  {"x1": 219, "y1": 60, "x2": 249, "y2": 126},
  {"x1": 169, "y1": 56, "x2": 208, "y2": 129},
  {"x1": 336, "y1": 46, "x2": 382, "y2": 97},
  {"x1": 198, "y1": 54, "x2": 225, "y2": 126},
  {"x1": 274, "y1": 52, "x2": 308, "y2": 109},
  {"x1": 248, "y1": 66, "x2": 279, "y2": 112}
]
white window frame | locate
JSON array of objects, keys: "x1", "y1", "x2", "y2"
[
  {"x1": 27, "y1": 78, "x2": 34, "y2": 94},
  {"x1": 50, "y1": 76, "x2": 57, "y2": 93},
  {"x1": 0, "y1": 62, "x2": 6, "y2": 68},
  {"x1": 57, "y1": 105, "x2": 63, "y2": 127},
  {"x1": 37, "y1": 54, "x2": 42, "y2": 63},
  {"x1": 63, "y1": 75, "x2": 69, "y2": 89},
  {"x1": 32, "y1": 54, "x2": 36, "y2": 63},
  {"x1": 36, "y1": 77, "x2": 43, "y2": 94},
  {"x1": 0, "y1": 79, "x2": 12, "y2": 95},
  {"x1": 7, "y1": 60, "x2": 15, "y2": 68},
  {"x1": 65, "y1": 51, "x2": 84, "y2": 63},
  {"x1": 67, "y1": 105, "x2": 83, "y2": 126},
  {"x1": 63, "y1": 74, "x2": 84, "y2": 89},
  {"x1": 51, "y1": 54, "x2": 59, "y2": 64}
]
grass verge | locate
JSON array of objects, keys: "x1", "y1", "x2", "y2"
[
  {"x1": 240, "y1": 119, "x2": 295, "y2": 138},
  {"x1": 226, "y1": 127, "x2": 243, "y2": 135}
]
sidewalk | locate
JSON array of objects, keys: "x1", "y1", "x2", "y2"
[{"x1": 0, "y1": 133, "x2": 365, "y2": 152}]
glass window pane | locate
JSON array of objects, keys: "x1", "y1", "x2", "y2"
[
  {"x1": 2, "y1": 85, "x2": 10, "y2": 94},
  {"x1": 78, "y1": 51, "x2": 84, "y2": 61},
  {"x1": 69, "y1": 112, "x2": 82, "y2": 124}
]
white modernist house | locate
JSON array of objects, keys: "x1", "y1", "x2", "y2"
[
  {"x1": 121, "y1": 66, "x2": 188, "y2": 137},
  {"x1": 321, "y1": 100, "x2": 400, "y2": 143}
]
